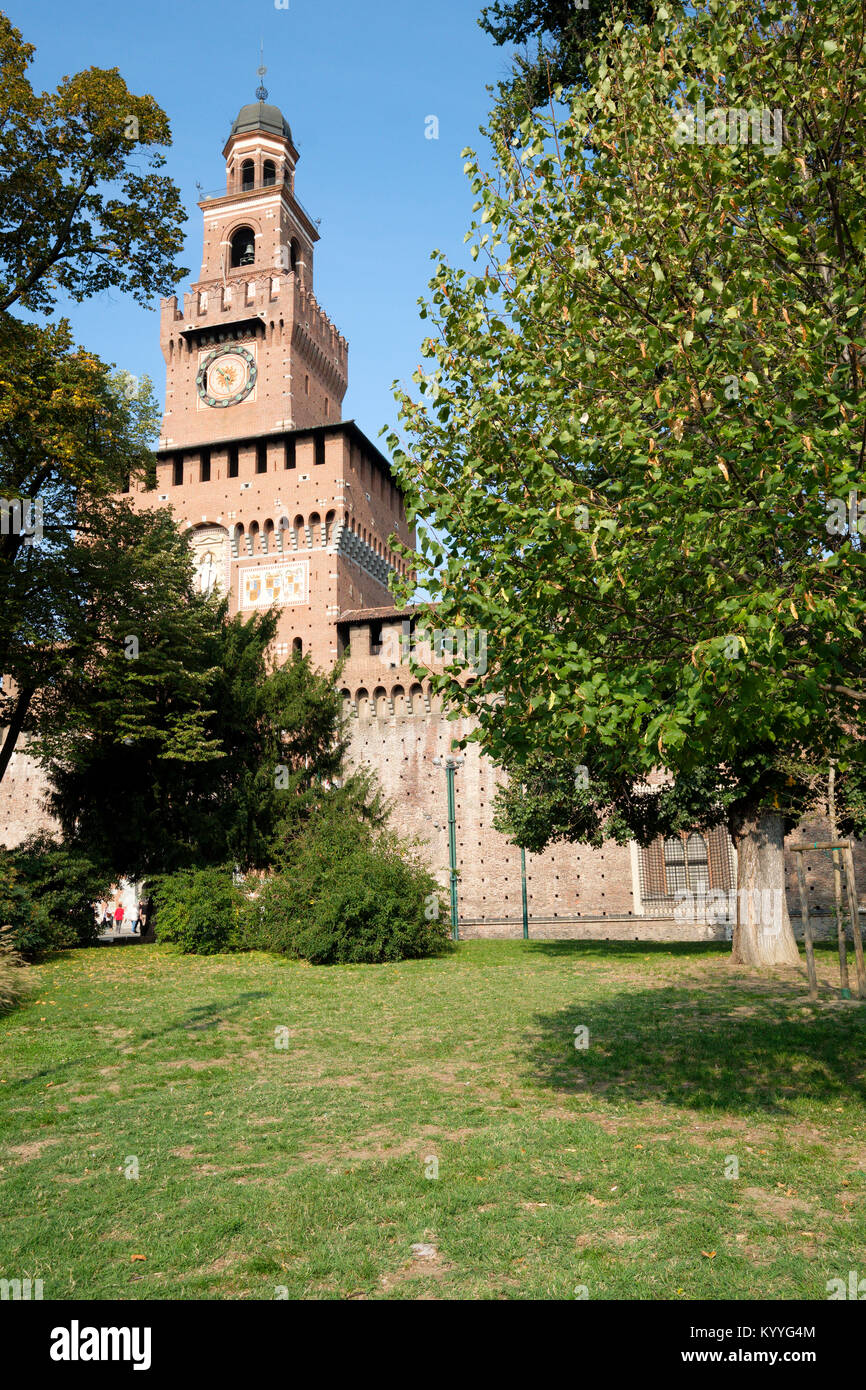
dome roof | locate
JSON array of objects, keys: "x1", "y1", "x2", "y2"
[{"x1": 230, "y1": 102, "x2": 292, "y2": 142}]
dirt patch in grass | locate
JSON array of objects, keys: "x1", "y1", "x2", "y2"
[
  {"x1": 163, "y1": 1058, "x2": 235, "y2": 1072},
  {"x1": 5, "y1": 1137, "x2": 61, "y2": 1160},
  {"x1": 739, "y1": 1186, "x2": 814, "y2": 1221},
  {"x1": 197, "y1": 1253, "x2": 244, "y2": 1275},
  {"x1": 300, "y1": 1124, "x2": 477, "y2": 1167},
  {"x1": 380, "y1": 1241, "x2": 454, "y2": 1292}
]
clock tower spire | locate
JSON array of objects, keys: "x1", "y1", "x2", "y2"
[{"x1": 158, "y1": 94, "x2": 348, "y2": 451}]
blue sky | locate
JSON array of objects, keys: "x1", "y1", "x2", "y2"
[{"x1": 7, "y1": 0, "x2": 514, "y2": 448}]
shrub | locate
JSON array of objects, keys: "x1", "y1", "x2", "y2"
[
  {"x1": 153, "y1": 867, "x2": 247, "y2": 954},
  {"x1": 0, "y1": 837, "x2": 106, "y2": 958},
  {"x1": 0, "y1": 924, "x2": 30, "y2": 1014},
  {"x1": 248, "y1": 810, "x2": 450, "y2": 964}
]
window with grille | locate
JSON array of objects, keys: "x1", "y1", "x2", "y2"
[{"x1": 639, "y1": 827, "x2": 733, "y2": 907}]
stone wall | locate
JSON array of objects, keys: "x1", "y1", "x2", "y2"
[{"x1": 2, "y1": 704, "x2": 864, "y2": 944}]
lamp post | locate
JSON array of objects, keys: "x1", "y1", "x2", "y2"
[
  {"x1": 518, "y1": 780, "x2": 529, "y2": 939},
  {"x1": 433, "y1": 755, "x2": 464, "y2": 939}
]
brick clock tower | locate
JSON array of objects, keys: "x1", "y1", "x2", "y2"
[{"x1": 134, "y1": 88, "x2": 413, "y2": 669}]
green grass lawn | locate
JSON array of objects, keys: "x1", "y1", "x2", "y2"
[{"x1": 1, "y1": 939, "x2": 864, "y2": 1300}]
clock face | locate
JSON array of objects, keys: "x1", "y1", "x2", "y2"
[{"x1": 197, "y1": 345, "x2": 257, "y2": 408}]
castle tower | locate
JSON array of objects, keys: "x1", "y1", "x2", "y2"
[{"x1": 132, "y1": 89, "x2": 413, "y2": 670}]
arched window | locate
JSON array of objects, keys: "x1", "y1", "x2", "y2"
[
  {"x1": 372, "y1": 685, "x2": 388, "y2": 718},
  {"x1": 292, "y1": 514, "x2": 304, "y2": 549},
  {"x1": 230, "y1": 226, "x2": 255, "y2": 268},
  {"x1": 249, "y1": 520, "x2": 260, "y2": 553},
  {"x1": 325, "y1": 510, "x2": 336, "y2": 545},
  {"x1": 240, "y1": 159, "x2": 254, "y2": 192},
  {"x1": 308, "y1": 511, "x2": 321, "y2": 546},
  {"x1": 408, "y1": 682, "x2": 424, "y2": 715},
  {"x1": 640, "y1": 827, "x2": 733, "y2": 915},
  {"x1": 340, "y1": 688, "x2": 354, "y2": 718},
  {"x1": 356, "y1": 687, "x2": 370, "y2": 719},
  {"x1": 392, "y1": 685, "x2": 406, "y2": 717},
  {"x1": 289, "y1": 238, "x2": 300, "y2": 272},
  {"x1": 262, "y1": 159, "x2": 276, "y2": 187},
  {"x1": 263, "y1": 519, "x2": 274, "y2": 553},
  {"x1": 292, "y1": 637, "x2": 303, "y2": 655}
]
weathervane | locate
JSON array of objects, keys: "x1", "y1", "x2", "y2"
[{"x1": 256, "y1": 42, "x2": 268, "y2": 102}]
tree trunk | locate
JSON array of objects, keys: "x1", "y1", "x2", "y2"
[
  {"x1": 730, "y1": 809, "x2": 801, "y2": 966},
  {"x1": 0, "y1": 683, "x2": 35, "y2": 787}
]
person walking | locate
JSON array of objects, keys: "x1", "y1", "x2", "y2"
[
  {"x1": 130, "y1": 904, "x2": 141, "y2": 935},
  {"x1": 113, "y1": 901, "x2": 125, "y2": 934}
]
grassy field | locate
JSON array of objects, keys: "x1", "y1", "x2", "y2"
[{"x1": 1, "y1": 939, "x2": 864, "y2": 1300}]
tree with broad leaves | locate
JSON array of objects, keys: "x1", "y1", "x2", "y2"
[
  {"x1": 0, "y1": 13, "x2": 187, "y2": 315},
  {"x1": 0, "y1": 14, "x2": 189, "y2": 782},
  {"x1": 479, "y1": 0, "x2": 656, "y2": 124},
  {"x1": 388, "y1": 0, "x2": 866, "y2": 968}
]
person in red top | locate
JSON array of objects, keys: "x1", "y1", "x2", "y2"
[{"x1": 113, "y1": 902, "x2": 125, "y2": 933}]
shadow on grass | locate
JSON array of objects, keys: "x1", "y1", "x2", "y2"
[
  {"x1": 139, "y1": 991, "x2": 271, "y2": 1039},
  {"x1": 10, "y1": 991, "x2": 271, "y2": 1090},
  {"x1": 526, "y1": 976, "x2": 866, "y2": 1114},
  {"x1": 522, "y1": 940, "x2": 726, "y2": 960}
]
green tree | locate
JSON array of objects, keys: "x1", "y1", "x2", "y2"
[
  {"x1": 479, "y1": 0, "x2": 656, "y2": 122},
  {"x1": 43, "y1": 604, "x2": 380, "y2": 880},
  {"x1": 0, "y1": 14, "x2": 188, "y2": 781},
  {"x1": 0, "y1": 324, "x2": 171, "y2": 781},
  {"x1": 28, "y1": 499, "x2": 225, "y2": 869},
  {"x1": 388, "y1": 0, "x2": 866, "y2": 967},
  {"x1": 0, "y1": 13, "x2": 186, "y2": 314}
]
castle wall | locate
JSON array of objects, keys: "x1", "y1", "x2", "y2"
[
  {"x1": 342, "y1": 693, "x2": 866, "y2": 938},
  {"x1": 2, "y1": 712, "x2": 864, "y2": 944}
]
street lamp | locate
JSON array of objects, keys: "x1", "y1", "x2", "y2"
[{"x1": 433, "y1": 755, "x2": 464, "y2": 939}]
